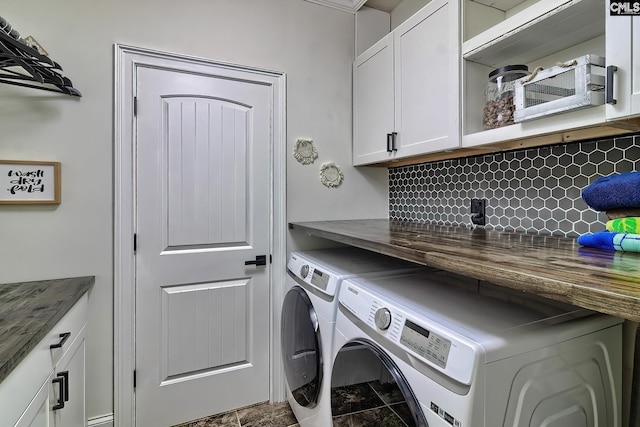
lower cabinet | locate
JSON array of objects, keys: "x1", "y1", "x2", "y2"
[
  {"x1": 14, "y1": 372, "x2": 54, "y2": 427},
  {"x1": 2, "y1": 294, "x2": 88, "y2": 427},
  {"x1": 50, "y1": 327, "x2": 86, "y2": 427}
]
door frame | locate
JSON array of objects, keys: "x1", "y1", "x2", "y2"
[{"x1": 113, "y1": 44, "x2": 287, "y2": 427}]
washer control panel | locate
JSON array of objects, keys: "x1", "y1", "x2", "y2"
[
  {"x1": 339, "y1": 280, "x2": 477, "y2": 385},
  {"x1": 400, "y1": 319, "x2": 451, "y2": 369}
]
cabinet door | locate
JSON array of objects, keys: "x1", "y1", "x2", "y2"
[
  {"x1": 393, "y1": 0, "x2": 459, "y2": 157},
  {"x1": 606, "y1": 15, "x2": 640, "y2": 119},
  {"x1": 353, "y1": 33, "x2": 395, "y2": 166},
  {"x1": 13, "y1": 372, "x2": 54, "y2": 427},
  {"x1": 50, "y1": 328, "x2": 86, "y2": 427}
]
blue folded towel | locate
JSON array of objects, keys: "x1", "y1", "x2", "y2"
[
  {"x1": 577, "y1": 231, "x2": 640, "y2": 252},
  {"x1": 581, "y1": 171, "x2": 640, "y2": 211}
]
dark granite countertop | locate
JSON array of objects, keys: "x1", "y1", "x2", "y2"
[
  {"x1": 289, "y1": 220, "x2": 640, "y2": 322},
  {"x1": 0, "y1": 276, "x2": 94, "y2": 383}
]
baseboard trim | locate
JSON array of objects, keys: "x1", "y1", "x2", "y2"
[{"x1": 87, "y1": 413, "x2": 114, "y2": 427}]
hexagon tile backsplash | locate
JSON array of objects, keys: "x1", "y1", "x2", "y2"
[{"x1": 389, "y1": 134, "x2": 640, "y2": 237}]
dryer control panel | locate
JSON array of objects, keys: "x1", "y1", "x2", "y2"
[{"x1": 287, "y1": 253, "x2": 338, "y2": 296}]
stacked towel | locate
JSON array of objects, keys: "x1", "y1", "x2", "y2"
[
  {"x1": 579, "y1": 171, "x2": 640, "y2": 253},
  {"x1": 606, "y1": 208, "x2": 640, "y2": 220},
  {"x1": 578, "y1": 232, "x2": 640, "y2": 252},
  {"x1": 581, "y1": 171, "x2": 640, "y2": 211},
  {"x1": 606, "y1": 217, "x2": 640, "y2": 234}
]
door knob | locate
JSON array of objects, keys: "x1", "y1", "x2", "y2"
[{"x1": 245, "y1": 255, "x2": 267, "y2": 266}]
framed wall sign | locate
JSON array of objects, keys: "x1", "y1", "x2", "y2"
[{"x1": 0, "y1": 160, "x2": 61, "y2": 204}]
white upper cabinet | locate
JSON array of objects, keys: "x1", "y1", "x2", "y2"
[
  {"x1": 353, "y1": 0, "x2": 460, "y2": 166},
  {"x1": 606, "y1": 14, "x2": 640, "y2": 120},
  {"x1": 354, "y1": 34, "x2": 395, "y2": 165},
  {"x1": 461, "y1": 0, "x2": 640, "y2": 148}
]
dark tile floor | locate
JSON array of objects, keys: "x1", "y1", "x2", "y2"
[
  {"x1": 173, "y1": 380, "x2": 413, "y2": 427},
  {"x1": 173, "y1": 401, "x2": 299, "y2": 427},
  {"x1": 331, "y1": 381, "x2": 413, "y2": 427}
]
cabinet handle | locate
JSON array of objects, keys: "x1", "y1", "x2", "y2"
[
  {"x1": 52, "y1": 376, "x2": 65, "y2": 410},
  {"x1": 386, "y1": 133, "x2": 393, "y2": 152},
  {"x1": 391, "y1": 132, "x2": 398, "y2": 152},
  {"x1": 606, "y1": 65, "x2": 618, "y2": 105},
  {"x1": 50, "y1": 332, "x2": 71, "y2": 349},
  {"x1": 58, "y1": 371, "x2": 70, "y2": 402}
]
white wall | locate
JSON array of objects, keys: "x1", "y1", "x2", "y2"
[
  {"x1": 355, "y1": 6, "x2": 390, "y2": 56},
  {"x1": 0, "y1": 0, "x2": 387, "y2": 420}
]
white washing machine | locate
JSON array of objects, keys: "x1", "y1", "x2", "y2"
[
  {"x1": 280, "y1": 248, "x2": 426, "y2": 426},
  {"x1": 334, "y1": 270, "x2": 623, "y2": 427}
]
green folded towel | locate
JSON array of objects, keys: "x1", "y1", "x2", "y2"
[{"x1": 606, "y1": 217, "x2": 640, "y2": 234}]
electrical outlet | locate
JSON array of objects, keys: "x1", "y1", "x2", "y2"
[{"x1": 471, "y1": 198, "x2": 486, "y2": 226}]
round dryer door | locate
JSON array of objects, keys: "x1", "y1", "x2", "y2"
[{"x1": 281, "y1": 286, "x2": 323, "y2": 407}]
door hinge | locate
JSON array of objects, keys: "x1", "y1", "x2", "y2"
[
  {"x1": 133, "y1": 369, "x2": 136, "y2": 388},
  {"x1": 133, "y1": 233, "x2": 137, "y2": 253},
  {"x1": 133, "y1": 96, "x2": 138, "y2": 116},
  {"x1": 270, "y1": 254, "x2": 273, "y2": 264}
]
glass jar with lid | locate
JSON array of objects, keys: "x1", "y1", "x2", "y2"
[{"x1": 483, "y1": 65, "x2": 530, "y2": 130}]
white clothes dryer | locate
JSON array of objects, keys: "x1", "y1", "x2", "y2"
[
  {"x1": 333, "y1": 270, "x2": 623, "y2": 427},
  {"x1": 280, "y1": 248, "x2": 425, "y2": 426}
]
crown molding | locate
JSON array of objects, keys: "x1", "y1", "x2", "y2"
[{"x1": 303, "y1": 0, "x2": 368, "y2": 13}]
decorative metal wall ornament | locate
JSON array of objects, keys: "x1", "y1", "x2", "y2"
[
  {"x1": 293, "y1": 138, "x2": 318, "y2": 165},
  {"x1": 319, "y1": 162, "x2": 344, "y2": 188}
]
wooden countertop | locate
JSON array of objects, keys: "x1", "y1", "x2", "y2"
[
  {"x1": 289, "y1": 220, "x2": 640, "y2": 322},
  {"x1": 0, "y1": 276, "x2": 94, "y2": 383}
]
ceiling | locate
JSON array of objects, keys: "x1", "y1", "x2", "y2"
[
  {"x1": 304, "y1": 0, "x2": 404, "y2": 13},
  {"x1": 363, "y1": 0, "x2": 404, "y2": 12}
]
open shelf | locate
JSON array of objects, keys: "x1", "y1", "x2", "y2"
[
  {"x1": 461, "y1": 0, "x2": 608, "y2": 147},
  {"x1": 462, "y1": 105, "x2": 606, "y2": 147},
  {"x1": 463, "y1": 0, "x2": 604, "y2": 67}
]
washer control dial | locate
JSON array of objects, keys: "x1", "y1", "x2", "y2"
[
  {"x1": 374, "y1": 308, "x2": 392, "y2": 330},
  {"x1": 300, "y1": 264, "x2": 310, "y2": 279}
]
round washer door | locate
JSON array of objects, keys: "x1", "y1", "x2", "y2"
[
  {"x1": 333, "y1": 339, "x2": 429, "y2": 427},
  {"x1": 281, "y1": 286, "x2": 323, "y2": 407}
]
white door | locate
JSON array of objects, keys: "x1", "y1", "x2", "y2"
[{"x1": 134, "y1": 65, "x2": 272, "y2": 427}]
